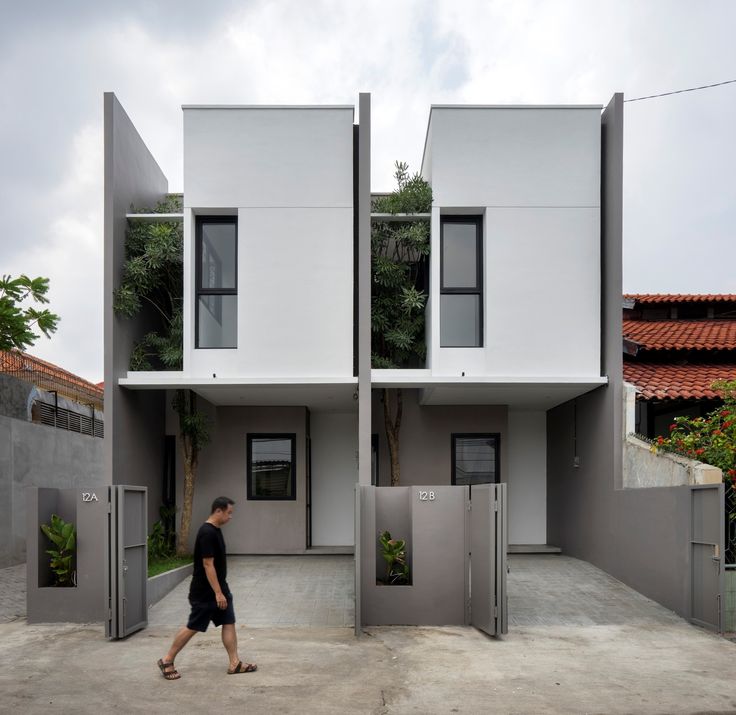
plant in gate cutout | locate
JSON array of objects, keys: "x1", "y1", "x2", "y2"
[
  {"x1": 40, "y1": 514, "x2": 76, "y2": 587},
  {"x1": 378, "y1": 530, "x2": 410, "y2": 585}
]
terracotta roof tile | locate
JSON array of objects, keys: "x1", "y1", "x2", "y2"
[
  {"x1": 624, "y1": 363, "x2": 736, "y2": 400},
  {"x1": 624, "y1": 294, "x2": 736, "y2": 304},
  {"x1": 622, "y1": 319, "x2": 736, "y2": 351}
]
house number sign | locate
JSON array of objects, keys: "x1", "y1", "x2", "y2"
[
  {"x1": 82, "y1": 492, "x2": 98, "y2": 502},
  {"x1": 418, "y1": 490, "x2": 436, "y2": 502}
]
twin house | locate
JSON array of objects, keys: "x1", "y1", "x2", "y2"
[{"x1": 105, "y1": 93, "x2": 623, "y2": 559}]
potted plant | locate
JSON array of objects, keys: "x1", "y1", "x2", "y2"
[{"x1": 40, "y1": 514, "x2": 76, "y2": 587}]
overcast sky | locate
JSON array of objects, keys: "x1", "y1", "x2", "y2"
[{"x1": 1, "y1": 1, "x2": 734, "y2": 383}]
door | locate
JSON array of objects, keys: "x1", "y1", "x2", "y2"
[
  {"x1": 470, "y1": 483, "x2": 507, "y2": 637},
  {"x1": 690, "y1": 484, "x2": 725, "y2": 632},
  {"x1": 106, "y1": 485, "x2": 148, "y2": 639}
]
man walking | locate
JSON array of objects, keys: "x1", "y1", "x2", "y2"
[{"x1": 157, "y1": 496, "x2": 257, "y2": 680}]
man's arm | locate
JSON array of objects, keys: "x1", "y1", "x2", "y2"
[{"x1": 202, "y1": 557, "x2": 227, "y2": 609}]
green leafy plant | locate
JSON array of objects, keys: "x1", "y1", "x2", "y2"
[
  {"x1": 148, "y1": 505, "x2": 178, "y2": 561},
  {"x1": 114, "y1": 202, "x2": 211, "y2": 556},
  {"x1": 40, "y1": 514, "x2": 76, "y2": 587},
  {"x1": 378, "y1": 530, "x2": 410, "y2": 585},
  {"x1": 372, "y1": 162, "x2": 432, "y2": 486},
  {"x1": 0, "y1": 274, "x2": 60, "y2": 351}
]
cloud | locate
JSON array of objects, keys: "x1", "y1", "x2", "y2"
[{"x1": 1, "y1": 0, "x2": 736, "y2": 382}]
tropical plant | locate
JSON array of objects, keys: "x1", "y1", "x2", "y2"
[
  {"x1": 40, "y1": 514, "x2": 76, "y2": 587},
  {"x1": 113, "y1": 197, "x2": 209, "y2": 556},
  {"x1": 378, "y1": 529, "x2": 410, "y2": 585},
  {"x1": 372, "y1": 162, "x2": 432, "y2": 486},
  {"x1": 147, "y1": 505, "x2": 178, "y2": 561},
  {"x1": 0, "y1": 274, "x2": 60, "y2": 351}
]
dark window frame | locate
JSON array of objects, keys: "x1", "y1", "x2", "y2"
[
  {"x1": 450, "y1": 432, "x2": 500, "y2": 485},
  {"x1": 440, "y1": 216, "x2": 483, "y2": 347},
  {"x1": 247, "y1": 433, "x2": 297, "y2": 501},
  {"x1": 195, "y1": 215, "x2": 238, "y2": 349}
]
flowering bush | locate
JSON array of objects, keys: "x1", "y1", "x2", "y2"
[{"x1": 655, "y1": 380, "x2": 736, "y2": 482}]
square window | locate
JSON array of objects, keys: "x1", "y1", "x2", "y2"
[
  {"x1": 452, "y1": 434, "x2": 499, "y2": 486},
  {"x1": 247, "y1": 434, "x2": 296, "y2": 500}
]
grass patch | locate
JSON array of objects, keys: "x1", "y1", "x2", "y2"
[{"x1": 148, "y1": 555, "x2": 193, "y2": 578}]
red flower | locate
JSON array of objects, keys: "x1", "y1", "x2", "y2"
[
  {"x1": 713, "y1": 430, "x2": 722, "y2": 436},
  {"x1": 728, "y1": 469, "x2": 736, "y2": 477},
  {"x1": 695, "y1": 448, "x2": 705, "y2": 456},
  {"x1": 669, "y1": 423, "x2": 677, "y2": 432},
  {"x1": 722, "y1": 420, "x2": 733, "y2": 429},
  {"x1": 657, "y1": 436, "x2": 665, "y2": 445},
  {"x1": 721, "y1": 410, "x2": 731, "y2": 418}
]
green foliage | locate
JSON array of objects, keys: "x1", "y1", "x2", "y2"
[
  {"x1": 378, "y1": 529, "x2": 410, "y2": 585},
  {"x1": 172, "y1": 389, "x2": 210, "y2": 451},
  {"x1": 655, "y1": 380, "x2": 736, "y2": 482},
  {"x1": 371, "y1": 162, "x2": 432, "y2": 368},
  {"x1": 147, "y1": 505, "x2": 177, "y2": 561},
  {"x1": 113, "y1": 217, "x2": 183, "y2": 371},
  {"x1": 40, "y1": 514, "x2": 76, "y2": 587},
  {"x1": 148, "y1": 555, "x2": 193, "y2": 578},
  {"x1": 130, "y1": 195, "x2": 183, "y2": 214},
  {"x1": 0, "y1": 274, "x2": 60, "y2": 351}
]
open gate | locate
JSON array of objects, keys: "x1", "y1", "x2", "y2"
[
  {"x1": 106, "y1": 485, "x2": 148, "y2": 639},
  {"x1": 470, "y1": 484, "x2": 508, "y2": 637}
]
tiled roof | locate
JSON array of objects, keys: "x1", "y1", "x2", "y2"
[
  {"x1": 624, "y1": 294, "x2": 736, "y2": 304},
  {"x1": 624, "y1": 362, "x2": 736, "y2": 400},
  {"x1": 623, "y1": 319, "x2": 736, "y2": 351},
  {"x1": 0, "y1": 350, "x2": 103, "y2": 407}
]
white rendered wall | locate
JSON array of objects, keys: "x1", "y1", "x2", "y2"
[
  {"x1": 182, "y1": 107, "x2": 355, "y2": 378},
  {"x1": 425, "y1": 107, "x2": 601, "y2": 378},
  {"x1": 507, "y1": 410, "x2": 547, "y2": 544},
  {"x1": 310, "y1": 412, "x2": 358, "y2": 546}
]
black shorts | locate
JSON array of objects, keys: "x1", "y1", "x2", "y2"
[{"x1": 186, "y1": 593, "x2": 236, "y2": 632}]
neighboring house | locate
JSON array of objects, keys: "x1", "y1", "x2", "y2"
[
  {"x1": 0, "y1": 350, "x2": 105, "y2": 567},
  {"x1": 105, "y1": 93, "x2": 620, "y2": 557},
  {"x1": 623, "y1": 294, "x2": 736, "y2": 437}
]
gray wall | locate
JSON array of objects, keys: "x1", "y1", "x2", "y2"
[
  {"x1": 0, "y1": 374, "x2": 33, "y2": 420},
  {"x1": 547, "y1": 94, "x2": 695, "y2": 618},
  {"x1": 0, "y1": 414, "x2": 105, "y2": 567},
  {"x1": 372, "y1": 389, "x2": 507, "y2": 486},
  {"x1": 104, "y1": 93, "x2": 168, "y2": 528},
  {"x1": 183, "y1": 405, "x2": 308, "y2": 554}
]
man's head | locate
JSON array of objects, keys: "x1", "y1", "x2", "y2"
[{"x1": 210, "y1": 496, "x2": 235, "y2": 526}]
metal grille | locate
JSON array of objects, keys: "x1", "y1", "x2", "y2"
[
  {"x1": 0, "y1": 350, "x2": 103, "y2": 411},
  {"x1": 33, "y1": 401, "x2": 104, "y2": 438}
]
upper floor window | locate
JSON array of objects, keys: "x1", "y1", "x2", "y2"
[
  {"x1": 440, "y1": 216, "x2": 482, "y2": 347},
  {"x1": 196, "y1": 216, "x2": 237, "y2": 348}
]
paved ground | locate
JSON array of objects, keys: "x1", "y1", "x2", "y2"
[
  {"x1": 150, "y1": 555, "x2": 355, "y2": 628},
  {"x1": 2, "y1": 555, "x2": 736, "y2": 713},
  {"x1": 0, "y1": 563, "x2": 26, "y2": 623}
]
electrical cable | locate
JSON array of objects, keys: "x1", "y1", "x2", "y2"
[{"x1": 624, "y1": 79, "x2": 736, "y2": 103}]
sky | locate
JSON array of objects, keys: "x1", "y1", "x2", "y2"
[{"x1": 1, "y1": 0, "x2": 735, "y2": 383}]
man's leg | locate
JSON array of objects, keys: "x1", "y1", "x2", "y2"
[
  {"x1": 163, "y1": 626, "x2": 197, "y2": 665},
  {"x1": 221, "y1": 623, "x2": 241, "y2": 670}
]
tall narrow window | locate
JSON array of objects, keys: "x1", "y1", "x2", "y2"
[
  {"x1": 247, "y1": 434, "x2": 297, "y2": 500},
  {"x1": 440, "y1": 216, "x2": 482, "y2": 347},
  {"x1": 196, "y1": 216, "x2": 237, "y2": 348},
  {"x1": 451, "y1": 433, "x2": 499, "y2": 485}
]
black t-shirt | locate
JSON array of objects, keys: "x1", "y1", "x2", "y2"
[{"x1": 189, "y1": 522, "x2": 229, "y2": 601}]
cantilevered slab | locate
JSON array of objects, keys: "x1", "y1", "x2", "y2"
[
  {"x1": 371, "y1": 370, "x2": 607, "y2": 410},
  {"x1": 119, "y1": 373, "x2": 358, "y2": 411}
]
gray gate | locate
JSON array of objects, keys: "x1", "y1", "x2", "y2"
[
  {"x1": 106, "y1": 485, "x2": 148, "y2": 639},
  {"x1": 689, "y1": 484, "x2": 725, "y2": 633},
  {"x1": 470, "y1": 484, "x2": 508, "y2": 637}
]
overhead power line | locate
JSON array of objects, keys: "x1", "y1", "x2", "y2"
[{"x1": 624, "y1": 79, "x2": 736, "y2": 103}]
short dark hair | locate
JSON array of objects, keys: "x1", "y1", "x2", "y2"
[{"x1": 211, "y1": 496, "x2": 235, "y2": 513}]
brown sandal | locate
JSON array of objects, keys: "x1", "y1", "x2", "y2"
[
  {"x1": 158, "y1": 658, "x2": 181, "y2": 680},
  {"x1": 228, "y1": 660, "x2": 257, "y2": 674}
]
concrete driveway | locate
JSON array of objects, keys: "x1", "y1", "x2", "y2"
[{"x1": 1, "y1": 554, "x2": 735, "y2": 714}]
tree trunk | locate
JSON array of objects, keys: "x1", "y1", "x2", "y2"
[
  {"x1": 175, "y1": 389, "x2": 200, "y2": 556},
  {"x1": 383, "y1": 387, "x2": 403, "y2": 486}
]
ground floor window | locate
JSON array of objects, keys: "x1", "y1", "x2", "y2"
[
  {"x1": 451, "y1": 433, "x2": 499, "y2": 485},
  {"x1": 247, "y1": 434, "x2": 296, "y2": 500}
]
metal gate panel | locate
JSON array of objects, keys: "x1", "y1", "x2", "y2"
[
  {"x1": 106, "y1": 485, "x2": 148, "y2": 639},
  {"x1": 690, "y1": 484, "x2": 724, "y2": 632},
  {"x1": 470, "y1": 484, "x2": 507, "y2": 638}
]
